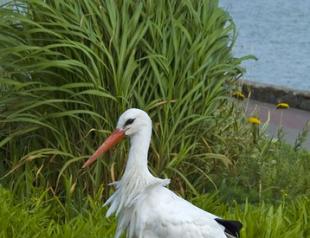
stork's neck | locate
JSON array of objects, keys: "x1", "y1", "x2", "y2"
[
  {"x1": 105, "y1": 121, "x2": 170, "y2": 220},
  {"x1": 123, "y1": 126, "x2": 152, "y2": 177}
]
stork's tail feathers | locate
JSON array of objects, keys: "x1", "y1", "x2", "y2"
[{"x1": 215, "y1": 218, "x2": 243, "y2": 238}]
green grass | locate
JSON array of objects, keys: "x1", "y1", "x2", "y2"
[
  {"x1": 0, "y1": 187, "x2": 116, "y2": 238},
  {"x1": 0, "y1": 187, "x2": 309, "y2": 238},
  {"x1": 217, "y1": 135, "x2": 310, "y2": 203}
]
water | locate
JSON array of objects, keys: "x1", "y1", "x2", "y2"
[
  {"x1": 220, "y1": 0, "x2": 310, "y2": 91},
  {"x1": 2, "y1": 0, "x2": 310, "y2": 90}
]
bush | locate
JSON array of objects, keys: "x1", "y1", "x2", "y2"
[{"x1": 0, "y1": 0, "x2": 250, "y2": 202}]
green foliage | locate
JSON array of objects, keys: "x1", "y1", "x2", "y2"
[
  {"x1": 218, "y1": 132, "x2": 310, "y2": 203},
  {"x1": 1, "y1": 187, "x2": 309, "y2": 238},
  {"x1": 0, "y1": 0, "x2": 249, "y2": 202},
  {"x1": 0, "y1": 187, "x2": 116, "y2": 238},
  {"x1": 194, "y1": 194, "x2": 310, "y2": 238}
]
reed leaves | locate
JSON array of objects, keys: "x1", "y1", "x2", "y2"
[{"x1": 0, "y1": 0, "x2": 249, "y2": 201}]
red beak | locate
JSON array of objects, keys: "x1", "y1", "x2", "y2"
[{"x1": 82, "y1": 129, "x2": 125, "y2": 169}]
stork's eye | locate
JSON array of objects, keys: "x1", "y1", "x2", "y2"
[{"x1": 124, "y1": 118, "x2": 135, "y2": 127}]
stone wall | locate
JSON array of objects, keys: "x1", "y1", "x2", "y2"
[{"x1": 242, "y1": 80, "x2": 310, "y2": 111}]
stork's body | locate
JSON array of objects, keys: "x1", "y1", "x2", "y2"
[{"x1": 83, "y1": 109, "x2": 242, "y2": 238}]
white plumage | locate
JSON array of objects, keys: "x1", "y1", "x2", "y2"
[{"x1": 83, "y1": 108, "x2": 242, "y2": 238}]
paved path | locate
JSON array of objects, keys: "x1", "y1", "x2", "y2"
[{"x1": 245, "y1": 100, "x2": 310, "y2": 149}]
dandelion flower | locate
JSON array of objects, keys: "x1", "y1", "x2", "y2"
[
  {"x1": 276, "y1": 102, "x2": 289, "y2": 109},
  {"x1": 248, "y1": 116, "x2": 261, "y2": 125},
  {"x1": 232, "y1": 91, "x2": 245, "y2": 100}
]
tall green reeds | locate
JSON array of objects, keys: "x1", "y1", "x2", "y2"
[{"x1": 0, "y1": 0, "x2": 248, "y2": 203}]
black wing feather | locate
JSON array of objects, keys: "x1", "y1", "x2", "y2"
[{"x1": 215, "y1": 218, "x2": 243, "y2": 237}]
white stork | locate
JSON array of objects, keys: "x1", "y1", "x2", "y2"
[{"x1": 82, "y1": 108, "x2": 242, "y2": 238}]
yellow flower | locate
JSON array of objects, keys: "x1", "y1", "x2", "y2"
[
  {"x1": 276, "y1": 102, "x2": 289, "y2": 109},
  {"x1": 232, "y1": 91, "x2": 245, "y2": 100},
  {"x1": 248, "y1": 116, "x2": 261, "y2": 125}
]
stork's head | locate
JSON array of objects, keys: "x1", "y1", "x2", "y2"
[
  {"x1": 82, "y1": 108, "x2": 151, "y2": 168},
  {"x1": 116, "y1": 108, "x2": 152, "y2": 136}
]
